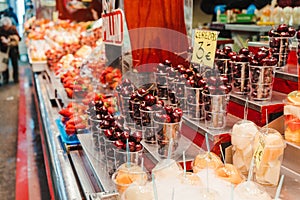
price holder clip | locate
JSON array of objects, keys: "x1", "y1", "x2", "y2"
[{"x1": 191, "y1": 30, "x2": 219, "y2": 67}]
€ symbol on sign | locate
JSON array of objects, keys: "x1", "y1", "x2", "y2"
[{"x1": 196, "y1": 41, "x2": 212, "y2": 61}]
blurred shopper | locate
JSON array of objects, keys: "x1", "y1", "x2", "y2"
[
  {"x1": 1, "y1": 7, "x2": 19, "y2": 26},
  {"x1": 0, "y1": 17, "x2": 21, "y2": 84},
  {"x1": 200, "y1": 0, "x2": 272, "y2": 21}
]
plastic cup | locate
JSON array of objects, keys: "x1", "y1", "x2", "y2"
[
  {"x1": 154, "y1": 72, "x2": 168, "y2": 86},
  {"x1": 114, "y1": 147, "x2": 144, "y2": 170},
  {"x1": 234, "y1": 181, "x2": 272, "y2": 200},
  {"x1": 254, "y1": 128, "x2": 286, "y2": 186},
  {"x1": 269, "y1": 36, "x2": 292, "y2": 69},
  {"x1": 140, "y1": 108, "x2": 158, "y2": 143},
  {"x1": 121, "y1": 183, "x2": 154, "y2": 200},
  {"x1": 215, "y1": 58, "x2": 233, "y2": 83},
  {"x1": 89, "y1": 116, "x2": 101, "y2": 150},
  {"x1": 154, "y1": 120, "x2": 182, "y2": 158},
  {"x1": 249, "y1": 65, "x2": 276, "y2": 101},
  {"x1": 103, "y1": 137, "x2": 117, "y2": 176},
  {"x1": 119, "y1": 95, "x2": 131, "y2": 115},
  {"x1": 232, "y1": 61, "x2": 250, "y2": 95},
  {"x1": 203, "y1": 92, "x2": 228, "y2": 129},
  {"x1": 152, "y1": 159, "x2": 182, "y2": 180},
  {"x1": 284, "y1": 92, "x2": 300, "y2": 143},
  {"x1": 112, "y1": 163, "x2": 148, "y2": 196},
  {"x1": 185, "y1": 86, "x2": 205, "y2": 121},
  {"x1": 231, "y1": 120, "x2": 258, "y2": 175}
]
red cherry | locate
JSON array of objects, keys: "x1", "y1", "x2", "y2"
[
  {"x1": 288, "y1": 27, "x2": 296, "y2": 37},
  {"x1": 135, "y1": 143, "x2": 143, "y2": 151},
  {"x1": 223, "y1": 46, "x2": 232, "y2": 55},
  {"x1": 296, "y1": 30, "x2": 300, "y2": 39},
  {"x1": 236, "y1": 54, "x2": 247, "y2": 62},
  {"x1": 164, "y1": 105, "x2": 173, "y2": 115},
  {"x1": 128, "y1": 141, "x2": 136, "y2": 152},
  {"x1": 114, "y1": 140, "x2": 125, "y2": 149},
  {"x1": 280, "y1": 31, "x2": 290, "y2": 37},
  {"x1": 173, "y1": 108, "x2": 183, "y2": 118},
  {"x1": 239, "y1": 48, "x2": 250, "y2": 56},
  {"x1": 277, "y1": 24, "x2": 288, "y2": 33},
  {"x1": 131, "y1": 131, "x2": 143, "y2": 143}
]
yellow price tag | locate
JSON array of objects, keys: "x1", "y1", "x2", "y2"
[{"x1": 192, "y1": 30, "x2": 219, "y2": 67}]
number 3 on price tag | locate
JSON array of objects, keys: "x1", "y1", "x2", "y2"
[{"x1": 192, "y1": 30, "x2": 219, "y2": 67}]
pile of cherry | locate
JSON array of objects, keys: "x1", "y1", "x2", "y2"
[{"x1": 268, "y1": 24, "x2": 296, "y2": 68}]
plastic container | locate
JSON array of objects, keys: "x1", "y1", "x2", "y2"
[
  {"x1": 284, "y1": 90, "x2": 300, "y2": 143},
  {"x1": 232, "y1": 61, "x2": 250, "y2": 95},
  {"x1": 203, "y1": 92, "x2": 228, "y2": 129},
  {"x1": 154, "y1": 120, "x2": 182, "y2": 158},
  {"x1": 231, "y1": 120, "x2": 259, "y2": 175},
  {"x1": 249, "y1": 65, "x2": 276, "y2": 101},
  {"x1": 253, "y1": 127, "x2": 286, "y2": 186}
]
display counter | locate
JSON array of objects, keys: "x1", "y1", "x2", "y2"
[{"x1": 33, "y1": 68, "x2": 300, "y2": 199}]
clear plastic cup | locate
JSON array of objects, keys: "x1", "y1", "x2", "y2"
[
  {"x1": 154, "y1": 120, "x2": 182, "y2": 158},
  {"x1": 203, "y1": 92, "x2": 228, "y2": 129},
  {"x1": 234, "y1": 181, "x2": 272, "y2": 200},
  {"x1": 112, "y1": 163, "x2": 148, "y2": 196},
  {"x1": 254, "y1": 128, "x2": 286, "y2": 186},
  {"x1": 185, "y1": 86, "x2": 205, "y2": 121},
  {"x1": 114, "y1": 147, "x2": 144, "y2": 171},
  {"x1": 89, "y1": 116, "x2": 101, "y2": 150},
  {"x1": 215, "y1": 58, "x2": 233, "y2": 84},
  {"x1": 121, "y1": 183, "x2": 154, "y2": 200},
  {"x1": 249, "y1": 65, "x2": 276, "y2": 101},
  {"x1": 231, "y1": 120, "x2": 258, "y2": 175},
  {"x1": 152, "y1": 159, "x2": 182, "y2": 180},
  {"x1": 104, "y1": 136, "x2": 117, "y2": 176},
  {"x1": 269, "y1": 36, "x2": 292, "y2": 69},
  {"x1": 284, "y1": 91, "x2": 300, "y2": 144},
  {"x1": 232, "y1": 61, "x2": 250, "y2": 95}
]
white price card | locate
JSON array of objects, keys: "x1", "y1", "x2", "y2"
[{"x1": 192, "y1": 30, "x2": 219, "y2": 67}]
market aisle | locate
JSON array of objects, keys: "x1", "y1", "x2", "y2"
[{"x1": 0, "y1": 63, "x2": 50, "y2": 200}]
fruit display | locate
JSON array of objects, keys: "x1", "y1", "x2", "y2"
[
  {"x1": 249, "y1": 47, "x2": 277, "y2": 100},
  {"x1": 284, "y1": 91, "x2": 300, "y2": 143},
  {"x1": 231, "y1": 120, "x2": 258, "y2": 175},
  {"x1": 268, "y1": 24, "x2": 296, "y2": 68},
  {"x1": 253, "y1": 128, "x2": 285, "y2": 186}
]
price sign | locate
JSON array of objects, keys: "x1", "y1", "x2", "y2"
[{"x1": 192, "y1": 30, "x2": 219, "y2": 67}]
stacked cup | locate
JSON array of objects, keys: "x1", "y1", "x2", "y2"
[{"x1": 268, "y1": 24, "x2": 296, "y2": 70}]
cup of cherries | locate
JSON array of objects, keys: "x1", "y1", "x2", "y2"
[
  {"x1": 268, "y1": 24, "x2": 296, "y2": 69},
  {"x1": 153, "y1": 105, "x2": 183, "y2": 158},
  {"x1": 248, "y1": 47, "x2": 277, "y2": 101},
  {"x1": 231, "y1": 47, "x2": 252, "y2": 95}
]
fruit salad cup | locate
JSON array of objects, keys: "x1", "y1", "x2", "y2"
[
  {"x1": 269, "y1": 37, "x2": 292, "y2": 70},
  {"x1": 253, "y1": 127, "x2": 286, "y2": 186},
  {"x1": 231, "y1": 120, "x2": 259, "y2": 175},
  {"x1": 284, "y1": 91, "x2": 300, "y2": 143}
]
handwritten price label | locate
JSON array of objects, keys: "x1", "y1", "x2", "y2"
[{"x1": 192, "y1": 30, "x2": 218, "y2": 67}]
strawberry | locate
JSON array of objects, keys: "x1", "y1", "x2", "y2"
[
  {"x1": 65, "y1": 128, "x2": 76, "y2": 135},
  {"x1": 65, "y1": 88, "x2": 73, "y2": 98},
  {"x1": 59, "y1": 108, "x2": 73, "y2": 117}
]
